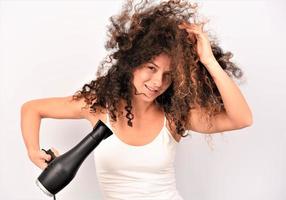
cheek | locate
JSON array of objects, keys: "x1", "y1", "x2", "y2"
[
  {"x1": 136, "y1": 72, "x2": 150, "y2": 82},
  {"x1": 133, "y1": 71, "x2": 149, "y2": 86}
]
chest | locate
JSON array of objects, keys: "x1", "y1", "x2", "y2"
[
  {"x1": 94, "y1": 137, "x2": 176, "y2": 173},
  {"x1": 88, "y1": 111, "x2": 181, "y2": 145},
  {"x1": 113, "y1": 115, "x2": 167, "y2": 145},
  {"x1": 93, "y1": 113, "x2": 177, "y2": 172}
]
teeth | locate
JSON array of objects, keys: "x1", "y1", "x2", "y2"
[{"x1": 146, "y1": 85, "x2": 157, "y2": 92}]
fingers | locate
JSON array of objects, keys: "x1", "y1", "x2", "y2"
[
  {"x1": 38, "y1": 147, "x2": 59, "y2": 170},
  {"x1": 28, "y1": 149, "x2": 53, "y2": 170},
  {"x1": 34, "y1": 151, "x2": 49, "y2": 170},
  {"x1": 29, "y1": 148, "x2": 60, "y2": 170},
  {"x1": 51, "y1": 147, "x2": 60, "y2": 157},
  {"x1": 186, "y1": 28, "x2": 200, "y2": 35},
  {"x1": 178, "y1": 21, "x2": 204, "y2": 34},
  {"x1": 40, "y1": 162, "x2": 48, "y2": 170},
  {"x1": 40, "y1": 150, "x2": 52, "y2": 161}
]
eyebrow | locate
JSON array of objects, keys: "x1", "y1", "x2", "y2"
[{"x1": 148, "y1": 61, "x2": 172, "y2": 73}]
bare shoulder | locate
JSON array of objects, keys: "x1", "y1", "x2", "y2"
[{"x1": 84, "y1": 106, "x2": 108, "y2": 127}]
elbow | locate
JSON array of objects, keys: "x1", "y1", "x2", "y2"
[
  {"x1": 21, "y1": 102, "x2": 31, "y2": 118},
  {"x1": 21, "y1": 100, "x2": 34, "y2": 111},
  {"x1": 237, "y1": 113, "x2": 253, "y2": 128},
  {"x1": 230, "y1": 110, "x2": 253, "y2": 129},
  {"x1": 21, "y1": 101, "x2": 38, "y2": 116},
  {"x1": 245, "y1": 111, "x2": 253, "y2": 127},
  {"x1": 244, "y1": 117, "x2": 253, "y2": 127},
  {"x1": 21, "y1": 102, "x2": 30, "y2": 113}
]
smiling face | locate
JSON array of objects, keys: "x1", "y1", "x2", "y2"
[{"x1": 131, "y1": 53, "x2": 173, "y2": 102}]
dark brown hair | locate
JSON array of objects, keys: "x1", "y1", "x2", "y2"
[{"x1": 72, "y1": 0, "x2": 243, "y2": 141}]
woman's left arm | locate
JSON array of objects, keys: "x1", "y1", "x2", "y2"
[{"x1": 178, "y1": 22, "x2": 253, "y2": 133}]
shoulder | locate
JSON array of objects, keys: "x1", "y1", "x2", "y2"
[{"x1": 84, "y1": 106, "x2": 108, "y2": 127}]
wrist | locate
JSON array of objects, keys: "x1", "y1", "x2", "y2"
[
  {"x1": 202, "y1": 57, "x2": 218, "y2": 67},
  {"x1": 27, "y1": 147, "x2": 40, "y2": 155}
]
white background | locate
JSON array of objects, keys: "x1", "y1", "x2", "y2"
[{"x1": 1, "y1": 0, "x2": 285, "y2": 199}]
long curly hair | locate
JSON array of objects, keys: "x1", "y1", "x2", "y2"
[{"x1": 72, "y1": 0, "x2": 244, "y2": 141}]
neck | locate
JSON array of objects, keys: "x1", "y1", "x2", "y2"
[
  {"x1": 118, "y1": 98, "x2": 160, "y2": 120},
  {"x1": 133, "y1": 98, "x2": 158, "y2": 118}
]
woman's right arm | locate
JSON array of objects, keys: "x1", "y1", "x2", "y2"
[{"x1": 20, "y1": 95, "x2": 91, "y2": 169}]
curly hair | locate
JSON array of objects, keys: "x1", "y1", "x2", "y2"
[{"x1": 72, "y1": 0, "x2": 244, "y2": 142}]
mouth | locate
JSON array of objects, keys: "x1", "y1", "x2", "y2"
[{"x1": 145, "y1": 84, "x2": 158, "y2": 94}]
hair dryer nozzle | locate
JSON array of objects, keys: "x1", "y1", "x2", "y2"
[{"x1": 36, "y1": 178, "x2": 53, "y2": 197}]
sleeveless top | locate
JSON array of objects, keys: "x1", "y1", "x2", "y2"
[{"x1": 93, "y1": 112, "x2": 184, "y2": 200}]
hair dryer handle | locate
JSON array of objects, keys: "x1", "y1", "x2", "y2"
[{"x1": 42, "y1": 149, "x2": 57, "y2": 164}]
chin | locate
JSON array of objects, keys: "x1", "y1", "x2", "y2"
[{"x1": 142, "y1": 95, "x2": 156, "y2": 102}]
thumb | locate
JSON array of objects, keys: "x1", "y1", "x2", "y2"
[
  {"x1": 40, "y1": 150, "x2": 51, "y2": 161},
  {"x1": 51, "y1": 147, "x2": 60, "y2": 157}
]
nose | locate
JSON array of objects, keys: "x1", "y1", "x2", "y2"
[{"x1": 151, "y1": 73, "x2": 163, "y2": 88}]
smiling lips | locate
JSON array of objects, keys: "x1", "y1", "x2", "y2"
[{"x1": 145, "y1": 84, "x2": 158, "y2": 94}]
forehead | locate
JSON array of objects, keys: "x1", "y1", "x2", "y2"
[{"x1": 148, "y1": 53, "x2": 172, "y2": 71}]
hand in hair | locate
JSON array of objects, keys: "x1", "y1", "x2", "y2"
[{"x1": 178, "y1": 21, "x2": 215, "y2": 66}]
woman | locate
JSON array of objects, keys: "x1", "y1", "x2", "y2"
[{"x1": 21, "y1": 0, "x2": 253, "y2": 199}]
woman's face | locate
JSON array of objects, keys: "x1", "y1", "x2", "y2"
[{"x1": 132, "y1": 53, "x2": 172, "y2": 102}]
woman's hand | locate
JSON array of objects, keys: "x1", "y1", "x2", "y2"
[
  {"x1": 28, "y1": 147, "x2": 60, "y2": 170},
  {"x1": 178, "y1": 21, "x2": 216, "y2": 66}
]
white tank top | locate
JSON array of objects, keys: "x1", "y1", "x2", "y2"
[{"x1": 93, "y1": 112, "x2": 184, "y2": 200}]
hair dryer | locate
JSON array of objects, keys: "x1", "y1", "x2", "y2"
[{"x1": 35, "y1": 120, "x2": 113, "y2": 197}]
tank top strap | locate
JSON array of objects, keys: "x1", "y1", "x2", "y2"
[
  {"x1": 106, "y1": 111, "x2": 110, "y2": 125},
  {"x1": 163, "y1": 113, "x2": 167, "y2": 127}
]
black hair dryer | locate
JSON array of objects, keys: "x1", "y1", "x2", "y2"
[{"x1": 35, "y1": 120, "x2": 113, "y2": 197}]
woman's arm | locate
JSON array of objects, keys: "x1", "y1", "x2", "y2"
[
  {"x1": 20, "y1": 96, "x2": 91, "y2": 168},
  {"x1": 179, "y1": 22, "x2": 253, "y2": 133},
  {"x1": 188, "y1": 59, "x2": 253, "y2": 134},
  {"x1": 203, "y1": 59, "x2": 252, "y2": 126}
]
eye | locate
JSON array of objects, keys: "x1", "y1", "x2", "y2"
[{"x1": 147, "y1": 66, "x2": 156, "y2": 71}]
